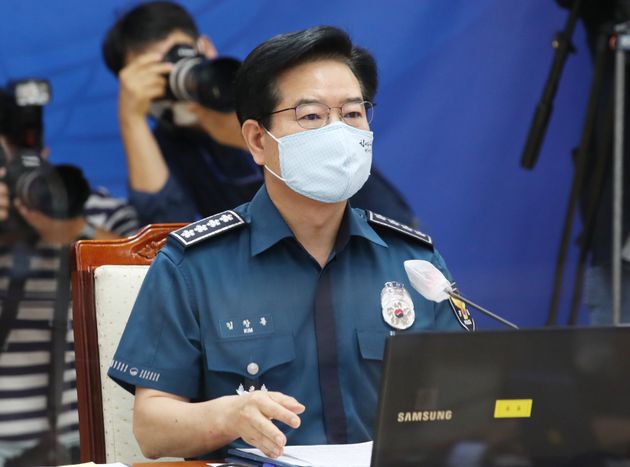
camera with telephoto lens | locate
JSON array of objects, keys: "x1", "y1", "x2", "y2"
[
  {"x1": 0, "y1": 79, "x2": 90, "y2": 237},
  {"x1": 161, "y1": 43, "x2": 241, "y2": 112}
]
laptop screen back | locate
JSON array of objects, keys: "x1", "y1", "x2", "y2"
[{"x1": 371, "y1": 327, "x2": 630, "y2": 467}]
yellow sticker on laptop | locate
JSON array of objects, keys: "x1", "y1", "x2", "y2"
[{"x1": 494, "y1": 399, "x2": 533, "y2": 418}]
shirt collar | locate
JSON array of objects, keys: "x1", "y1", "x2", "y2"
[
  {"x1": 247, "y1": 186, "x2": 387, "y2": 256},
  {"x1": 345, "y1": 204, "x2": 388, "y2": 249},
  {"x1": 248, "y1": 186, "x2": 295, "y2": 256}
]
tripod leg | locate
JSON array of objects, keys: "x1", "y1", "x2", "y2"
[
  {"x1": 612, "y1": 35, "x2": 627, "y2": 325},
  {"x1": 568, "y1": 106, "x2": 613, "y2": 325},
  {"x1": 546, "y1": 30, "x2": 611, "y2": 325}
]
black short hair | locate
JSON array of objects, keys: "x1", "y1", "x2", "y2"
[
  {"x1": 102, "y1": 1, "x2": 199, "y2": 75},
  {"x1": 234, "y1": 25, "x2": 378, "y2": 129}
]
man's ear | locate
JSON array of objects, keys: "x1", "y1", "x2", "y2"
[
  {"x1": 197, "y1": 35, "x2": 218, "y2": 59},
  {"x1": 241, "y1": 120, "x2": 268, "y2": 166}
]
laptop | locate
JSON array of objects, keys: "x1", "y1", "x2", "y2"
[{"x1": 370, "y1": 327, "x2": 630, "y2": 467}]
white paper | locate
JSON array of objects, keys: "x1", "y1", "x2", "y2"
[{"x1": 237, "y1": 441, "x2": 372, "y2": 467}]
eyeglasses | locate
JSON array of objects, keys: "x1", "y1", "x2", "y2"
[{"x1": 266, "y1": 101, "x2": 374, "y2": 130}]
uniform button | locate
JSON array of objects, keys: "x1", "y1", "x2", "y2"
[{"x1": 247, "y1": 362, "x2": 259, "y2": 376}]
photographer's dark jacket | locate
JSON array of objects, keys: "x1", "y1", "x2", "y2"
[{"x1": 129, "y1": 124, "x2": 262, "y2": 226}]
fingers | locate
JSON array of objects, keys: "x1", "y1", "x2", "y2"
[
  {"x1": 118, "y1": 53, "x2": 174, "y2": 116},
  {"x1": 0, "y1": 182, "x2": 8, "y2": 221},
  {"x1": 14, "y1": 199, "x2": 41, "y2": 227},
  {"x1": 120, "y1": 72, "x2": 168, "y2": 102},
  {"x1": 239, "y1": 408, "x2": 286, "y2": 458},
  {"x1": 268, "y1": 391, "x2": 306, "y2": 415},
  {"x1": 121, "y1": 53, "x2": 174, "y2": 79},
  {"x1": 234, "y1": 391, "x2": 305, "y2": 458},
  {"x1": 13, "y1": 198, "x2": 27, "y2": 216},
  {"x1": 13, "y1": 200, "x2": 80, "y2": 244},
  {"x1": 254, "y1": 391, "x2": 302, "y2": 430},
  {"x1": 14, "y1": 199, "x2": 49, "y2": 232}
]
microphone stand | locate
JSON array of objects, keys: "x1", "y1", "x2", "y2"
[{"x1": 449, "y1": 291, "x2": 519, "y2": 329}]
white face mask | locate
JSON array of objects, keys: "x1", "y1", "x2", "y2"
[{"x1": 265, "y1": 121, "x2": 373, "y2": 203}]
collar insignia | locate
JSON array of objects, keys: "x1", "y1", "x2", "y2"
[
  {"x1": 170, "y1": 210, "x2": 245, "y2": 247},
  {"x1": 367, "y1": 210, "x2": 433, "y2": 247}
]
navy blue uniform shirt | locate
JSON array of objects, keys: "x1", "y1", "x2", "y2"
[{"x1": 109, "y1": 186, "x2": 466, "y2": 454}]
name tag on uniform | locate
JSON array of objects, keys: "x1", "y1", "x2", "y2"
[{"x1": 219, "y1": 314, "x2": 275, "y2": 338}]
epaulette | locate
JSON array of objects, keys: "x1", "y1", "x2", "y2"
[
  {"x1": 170, "y1": 210, "x2": 246, "y2": 248},
  {"x1": 366, "y1": 210, "x2": 433, "y2": 248}
]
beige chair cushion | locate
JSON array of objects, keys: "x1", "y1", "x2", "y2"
[{"x1": 94, "y1": 265, "x2": 181, "y2": 463}]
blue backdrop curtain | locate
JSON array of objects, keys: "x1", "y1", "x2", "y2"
[{"x1": 0, "y1": 0, "x2": 593, "y2": 327}]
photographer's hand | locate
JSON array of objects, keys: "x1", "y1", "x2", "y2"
[
  {"x1": 118, "y1": 53, "x2": 173, "y2": 193},
  {"x1": 118, "y1": 53, "x2": 172, "y2": 119},
  {"x1": 0, "y1": 171, "x2": 8, "y2": 222},
  {"x1": 14, "y1": 200, "x2": 121, "y2": 244}
]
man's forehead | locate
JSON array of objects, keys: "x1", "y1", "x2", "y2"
[{"x1": 274, "y1": 59, "x2": 362, "y2": 106}]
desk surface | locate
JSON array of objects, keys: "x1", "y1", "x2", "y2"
[{"x1": 132, "y1": 462, "x2": 210, "y2": 466}]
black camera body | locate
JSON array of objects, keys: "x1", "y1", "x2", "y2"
[
  {"x1": 2, "y1": 148, "x2": 82, "y2": 219},
  {"x1": 161, "y1": 43, "x2": 240, "y2": 112},
  {"x1": 0, "y1": 79, "x2": 50, "y2": 150},
  {"x1": 0, "y1": 79, "x2": 90, "y2": 237}
]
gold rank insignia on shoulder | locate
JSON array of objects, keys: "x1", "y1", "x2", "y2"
[
  {"x1": 170, "y1": 210, "x2": 245, "y2": 247},
  {"x1": 381, "y1": 281, "x2": 416, "y2": 330},
  {"x1": 449, "y1": 296, "x2": 476, "y2": 331},
  {"x1": 366, "y1": 210, "x2": 433, "y2": 248}
]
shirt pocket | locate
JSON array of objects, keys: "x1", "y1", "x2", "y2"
[
  {"x1": 205, "y1": 334, "x2": 296, "y2": 378},
  {"x1": 356, "y1": 330, "x2": 388, "y2": 361}
]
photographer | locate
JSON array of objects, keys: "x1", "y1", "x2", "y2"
[
  {"x1": 102, "y1": 1, "x2": 417, "y2": 227},
  {"x1": 0, "y1": 80, "x2": 138, "y2": 466}
]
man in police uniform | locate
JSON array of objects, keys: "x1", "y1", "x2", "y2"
[{"x1": 108, "y1": 26, "x2": 470, "y2": 461}]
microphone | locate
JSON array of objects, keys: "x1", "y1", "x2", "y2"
[{"x1": 404, "y1": 260, "x2": 519, "y2": 329}]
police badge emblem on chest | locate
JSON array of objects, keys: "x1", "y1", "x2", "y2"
[
  {"x1": 449, "y1": 296, "x2": 476, "y2": 331},
  {"x1": 381, "y1": 281, "x2": 415, "y2": 330}
]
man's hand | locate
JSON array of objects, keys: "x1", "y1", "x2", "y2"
[
  {"x1": 224, "y1": 391, "x2": 305, "y2": 458},
  {"x1": 188, "y1": 103, "x2": 248, "y2": 151},
  {"x1": 14, "y1": 199, "x2": 84, "y2": 244},
  {"x1": 0, "y1": 170, "x2": 9, "y2": 222},
  {"x1": 14, "y1": 200, "x2": 122, "y2": 243},
  {"x1": 117, "y1": 54, "x2": 172, "y2": 193},
  {"x1": 118, "y1": 53, "x2": 173, "y2": 120},
  {"x1": 133, "y1": 387, "x2": 306, "y2": 459}
]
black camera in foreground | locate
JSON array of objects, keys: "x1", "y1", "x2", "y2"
[
  {"x1": 0, "y1": 79, "x2": 90, "y2": 237},
  {"x1": 0, "y1": 79, "x2": 50, "y2": 150},
  {"x1": 161, "y1": 43, "x2": 241, "y2": 112}
]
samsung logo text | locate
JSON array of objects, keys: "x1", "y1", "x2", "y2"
[{"x1": 397, "y1": 410, "x2": 453, "y2": 423}]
